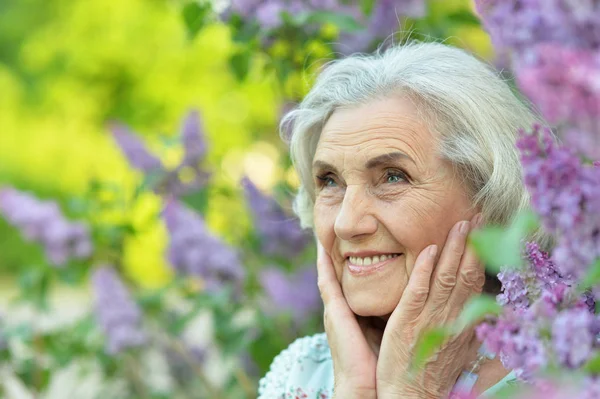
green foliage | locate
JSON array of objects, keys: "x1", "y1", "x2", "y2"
[{"x1": 470, "y1": 210, "x2": 540, "y2": 272}]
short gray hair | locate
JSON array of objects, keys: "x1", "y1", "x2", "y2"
[{"x1": 282, "y1": 41, "x2": 542, "y2": 233}]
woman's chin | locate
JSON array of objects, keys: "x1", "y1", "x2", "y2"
[{"x1": 346, "y1": 294, "x2": 399, "y2": 318}]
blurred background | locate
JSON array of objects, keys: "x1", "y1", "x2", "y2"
[{"x1": 0, "y1": 0, "x2": 495, "y2": 397}]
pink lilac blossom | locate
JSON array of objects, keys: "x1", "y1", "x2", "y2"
[
  {"x1": 110, "y1": 109, "x2": 211, "y2": 198},
  {"x1": 515, "y1": 44, "x2": 600, "y2": 133},
  {"x1": 259, "y1": 266, "x2": 320, "y2": 323},
  {"x1": 241, "y1": 177, "x2": 310, "y2": 258},
  {"x1": 92, "y1": 266, "x2": 146, "y2": 354},
  {"x1": 163, "y1": 200, "x2": 244, "y2": 292},
  {"x1": 0, "y1": 188, "x2": 93, "y2": 267}
]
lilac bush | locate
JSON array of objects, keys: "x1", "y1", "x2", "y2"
[
  {"x1": 0, "y1": 188, "x2": 93, "y2": 267},
  {"x1": 259, "y1": 266, "x2": 320, "y2": 323},
  {"x1": 241, "y1": 176, "x2": 310, "y2": 258},
  {"x1": 111, "y1": 109, "x2": 211, "y2": 198},
  {"x1": 92, "y1": 266, "x2": 146, "y2": 354},
  {"x1": 163, "y1": 199, "x2": 245, "y2": 292},
  {"x1": 470, "y1": 0, "x2": 600, "y2": 395}
]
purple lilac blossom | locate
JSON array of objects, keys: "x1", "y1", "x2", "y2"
[
  {"x1": 163, "y1": 200, "x2": 244, "y2": 291},
  {"x1": 241, "y1": 177, "x2": 310, "y2": 257},
  {"x1": 110, "y1": 123, "x2": 163, "y2": 173},
  {"x1": 497, "y1": 269, "x2": 530, "y2": 309},
  {"x1": 180, "y1": 109, "x2": 207, "y2": 168},
  {"x1": 552, "y1": 308, "x2": 595, "y2": 368},
  {"x1": 224, "y1": 0, "x2": 424, "y2": 53},
  {"x1": 0, "y1": 188, "x2": 93, "y2": 267},
  {"x1": 476, "y1": 307, "x2": 548, "y2": 380},
  {"x1": 475, "y1": 0, "x2": 600, "y2": 53},
  {"x1": 517, "y1": 125, "x2": 600, "y2": 279},
  {"x1": 92, "y1": 266, "x2": 146, "y2": 354},
  {"x1": 336, "y1": 0, "x2": 426, "y2": 53},
  {"x1": 259, "y1": 266, "x2": 320, "y2": 322},
  {"x1": 110, "y1": 110, "x2": 211, "y2": 198}
]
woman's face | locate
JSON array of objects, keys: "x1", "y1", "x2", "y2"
[{"x1": 312, "y1": 96, "x2": 477, "y2": 317}]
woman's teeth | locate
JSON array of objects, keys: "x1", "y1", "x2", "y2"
[{"x1": 348, "y1": 254, "x2": 399, "y2": 266}]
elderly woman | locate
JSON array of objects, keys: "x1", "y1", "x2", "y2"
[{"x1": 258, "y1": 41, "x2": 538, "y2": 398}]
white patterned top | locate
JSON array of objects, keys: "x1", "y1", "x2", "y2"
[{"x1": 258, "y1": 333, "x2": 517, "y2": 399}]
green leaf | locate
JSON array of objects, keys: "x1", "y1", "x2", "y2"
[
  {"x1": 181, "y1": 187, "x2": 210, "y2": 214},
  {"x1": 411, "y1": 327, "x2": 452, "y2": 371},
  {"x1": 182, "y1": 2, "x2": 211, "y2": 40},
  {"x1": 579, "y1": 258, "x2": 600, "y2": 291},
  {"x1": 453, "y1": 295, "x2": 502, "y2": 333},
  {"x1": 583, "y1": 353, "x2": 600, "y2": 373},
  {"x1": 305, "y1": 11, "x2": 364, "y2": 32},
  {"x1": 446, "y1": 10, "x2": 481, "y2": 26},
  {"x1": 469, "y1": 209, "x2": 539, "y2": 273},
  {"x1": 229, "y1": 50, "x2": 252, "y2": 81},
  {"x1": 359, "y1": 0, "x2": 376, "y2": 16}
]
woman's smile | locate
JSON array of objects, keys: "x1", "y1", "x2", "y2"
[{"x1": 345, "y1": 253, "x2": 402, "y2": 276}]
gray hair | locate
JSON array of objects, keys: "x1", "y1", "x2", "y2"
[{"x1": 282, "y1": 41, "x2": 543, "y2": 236}]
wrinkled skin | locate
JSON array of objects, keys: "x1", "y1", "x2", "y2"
[{"x1": 312, "y1": 96, "x2": 508, "y2": 398}]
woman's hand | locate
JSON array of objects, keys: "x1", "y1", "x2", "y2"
[
  {"x1": 316, "y1": 241, "x2": 378, "y2": 399},
  {"x1": 376, "y1": 214, "x2": 486, "y2": 399}
]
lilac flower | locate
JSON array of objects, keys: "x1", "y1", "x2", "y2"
[
  {"x1": 552, "y1": 308, "x2": 594, "y2": 368},
  {"x1": 336, "y1": 0, "x2": 425, "y2": 53},
  {"x1": 516, "y1": 44, "x2": 600, "y2": 129},
  {"x1": 163, "y1": 200, "x2": 245, "y2": 291},
  {"x1": 477, "y1": 308, "x2": 548, "y2": 380},
  {"x1": 0, "y1": 188, "x2": 93, "y2": 267},
  {"x1": 224, "y1": 0, "x2": 424, "y2": 52},
  {"x1": 517, "y1": 125, "x2": 600, "y2": 278},
  {"x1": 110, "y1": 123, "x2": 163, "y2": 173},
  {"x1": 110, "y1": 110, "x2": 211, "y2": 198},
  {"x1": 179, "y1": 110, "x2": 207, "y2": 169},
  {"x1": 497, "y1": 269, "x2": 530, "y2": 309},
  {"x1": 241, "y1": 177, "x2": 310, "y2": 257},
  {"x1": 259, "y1": 266, "x2": 321, "y2": 322},
  {"x1": 475, "y1": 0, "x2": 600, "y2": 53},
  {"x1": 92, "y1": 266, "x2": 146, "y2": 354}
]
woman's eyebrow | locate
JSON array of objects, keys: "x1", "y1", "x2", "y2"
[
  {"x1": 312, "y1": 160, "x2": 339, "y2": 174},
  {"x1": 365, "y1": 151, "x2": 414, "y2": 169},
  {"x1": 312, "y1": 151, "x2": 414, "y2": 173}
]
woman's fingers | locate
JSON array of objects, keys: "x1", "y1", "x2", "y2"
[
  {"x1": 426, "y1": 214, "x2": 482, "y2": 309},
  {"x1": 391, "y1": 244, "x2": 438, "y2": 320},
  {"x1": 316, "y1": 239, "x2": 343, "y2": 306},
  {"x1": 446, "y1": 227, "x2": 486, "y2": 317}
]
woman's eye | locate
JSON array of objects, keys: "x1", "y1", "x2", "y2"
[
  {"x1": 317, "y1": 174, "x2": 337, "y2": 187},
  {"x1": 385, "y1": 171, "x2": 406, "y2": 184}
]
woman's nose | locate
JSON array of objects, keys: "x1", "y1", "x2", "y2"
[{"x1": 334, "y1": 185, "x2": 378, "y2": 241}]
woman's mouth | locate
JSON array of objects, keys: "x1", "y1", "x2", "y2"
[{"x1": 346, "y1": 253, "x2": 402, "y2": 276}]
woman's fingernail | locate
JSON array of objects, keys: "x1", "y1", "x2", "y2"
[
  {"x1": 459, "y1": 221, "x2": 470, "y2": 235},
  {"x1": 429, "y1": 244, "x2": 438, "y2": 258}
]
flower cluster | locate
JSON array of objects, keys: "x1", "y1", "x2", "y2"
[
  {"x1": 222, "y1": 0, "x2": 425, "y2": 52},
  {"x1": 259, "y1": 266, "x2": 320, "y2": 323},
  {"x1": 475, "y1": 0, "x2": 600, "y2": 159},
  {"x1": 92, "y1": 266, "x2": 146, "y2": 354},
  {"x1": 241, "y1": 177, "x2": 310, "y2": 258},
  {"x1": 111, "y1": 109, "x2": 211, "y2": 198},
  {"x1": 477, "y1": 128, "x2": 600, "y2": 381},
  {"x1": 518, "y1": 125, "x2": 600, "y2": 279},
  {"x1": 0, "y1": 188, "x2": 93, "y2": 267},
  {"x1": 163, "y1": 200, "x2": 245, "y2": 292}
]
